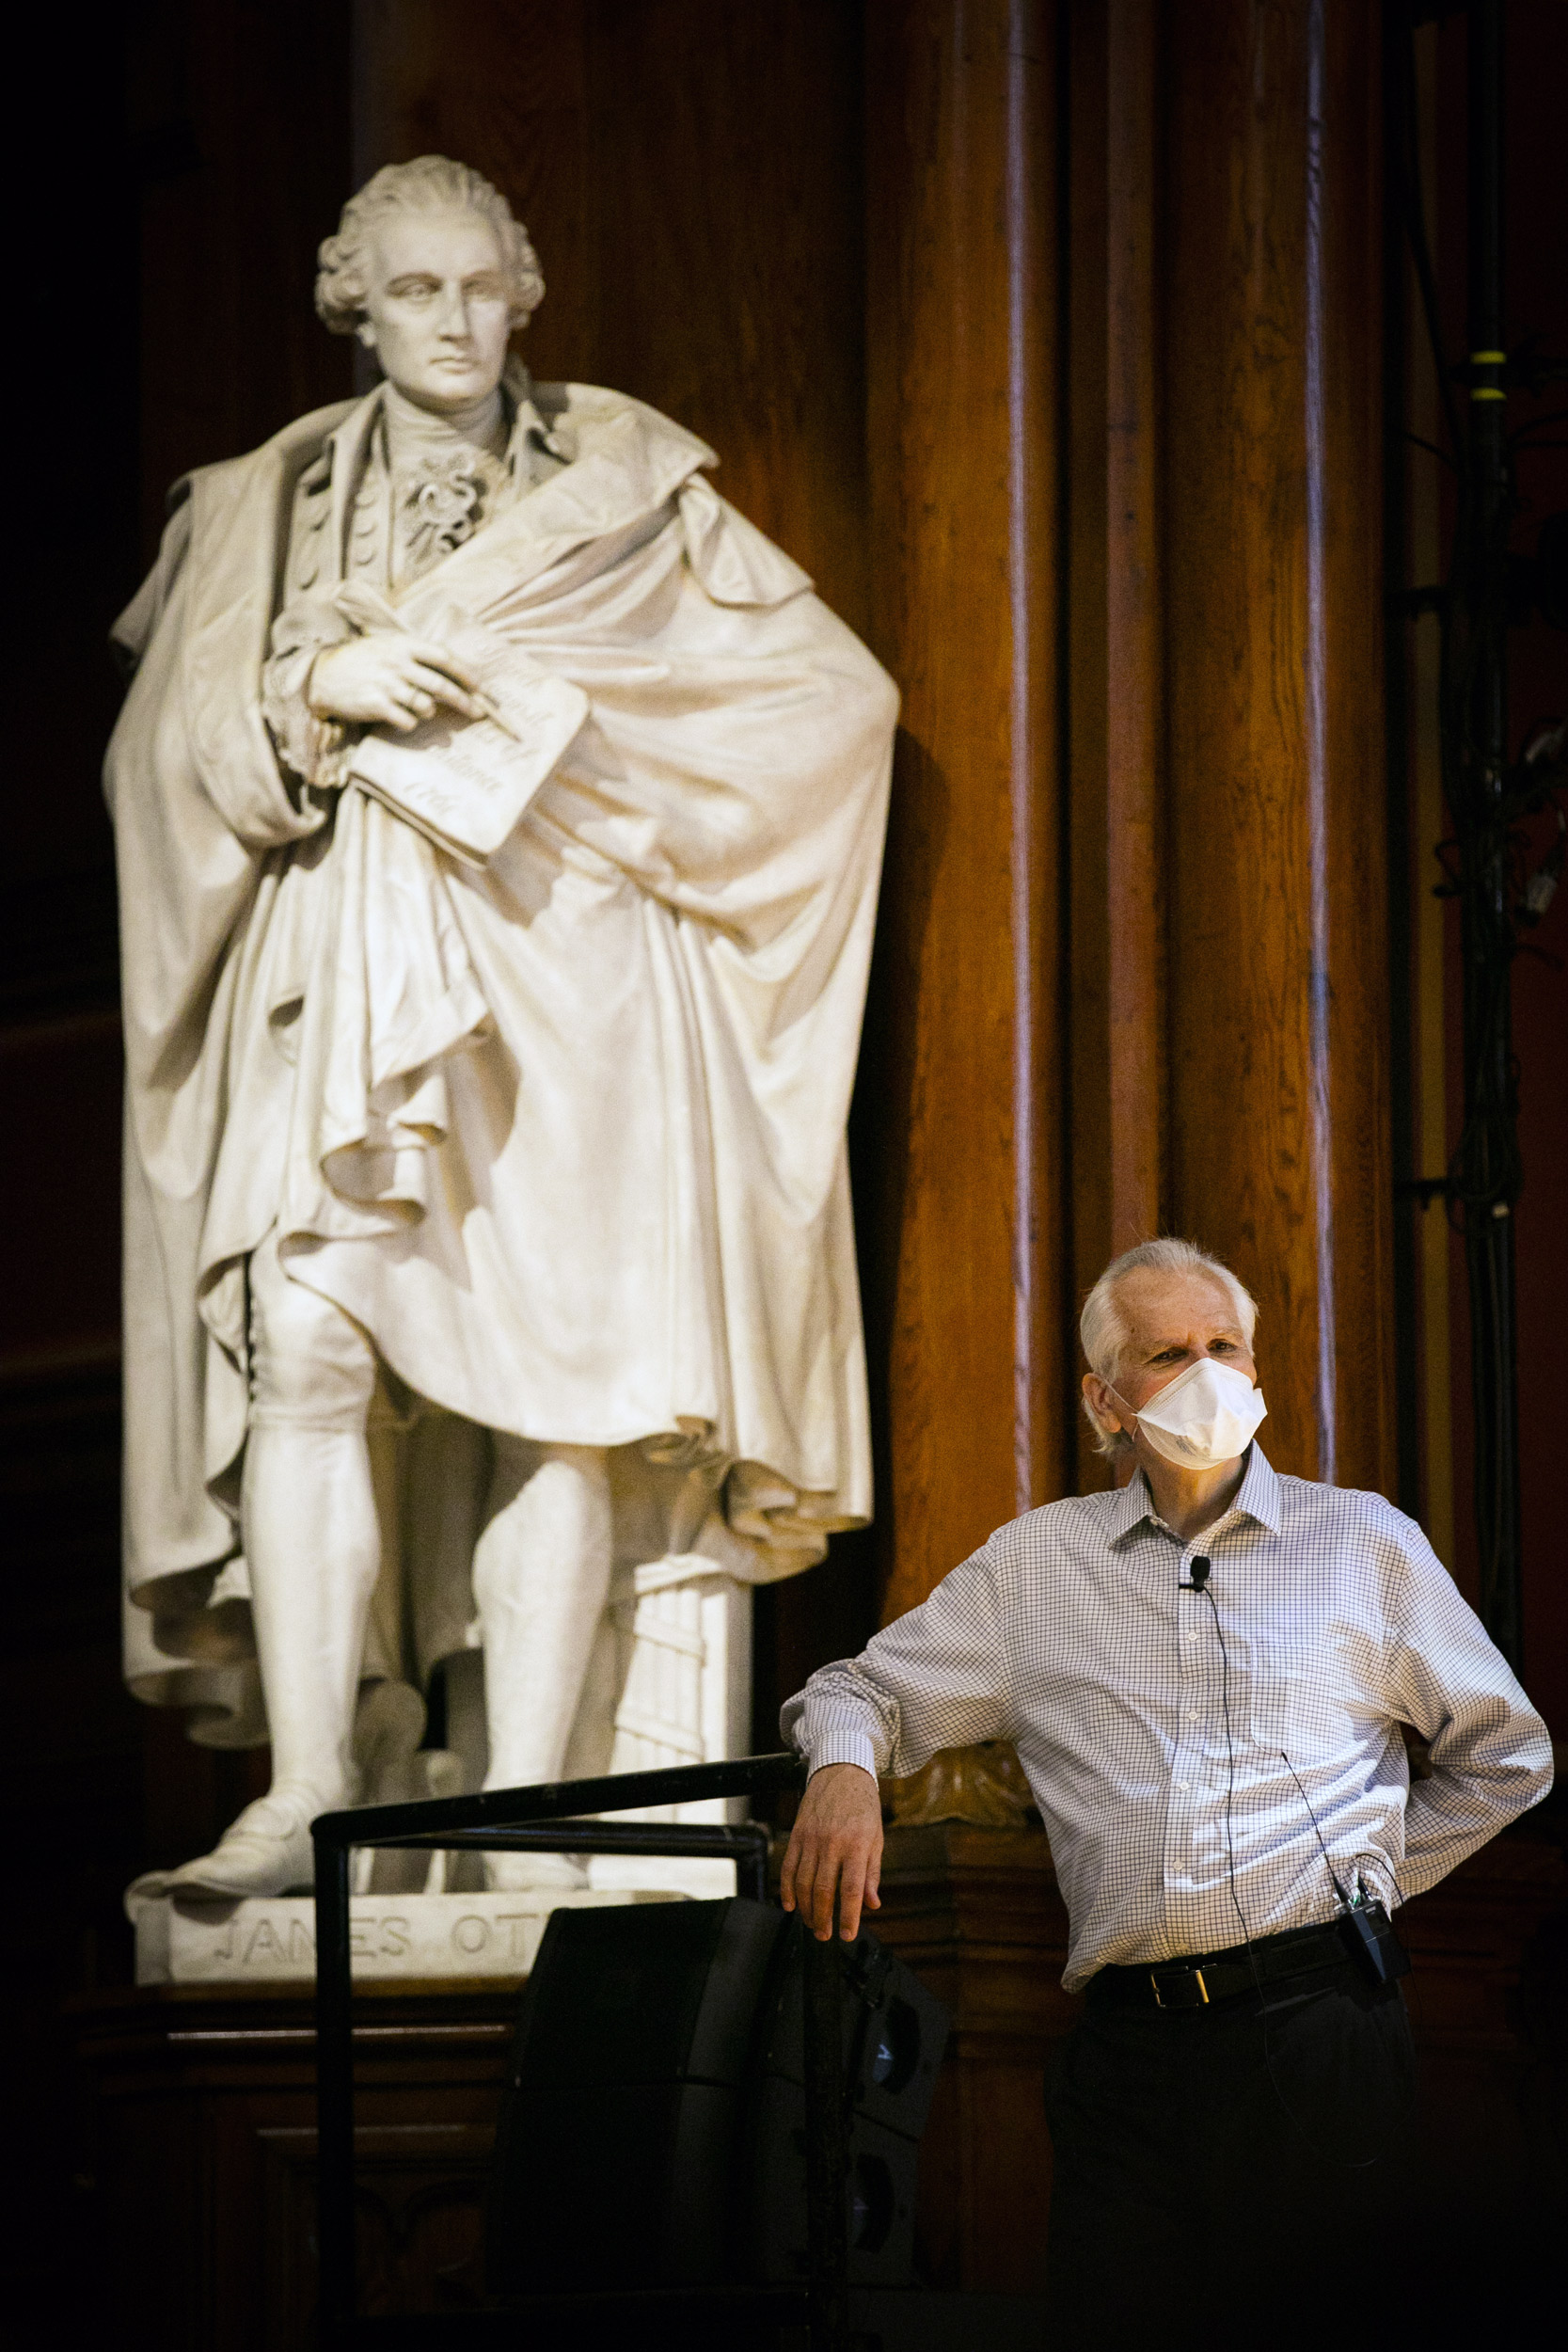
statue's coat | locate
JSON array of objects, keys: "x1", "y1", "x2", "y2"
[{"x1": 107, "y1": 383, "x2": 896, "y2": 1740}]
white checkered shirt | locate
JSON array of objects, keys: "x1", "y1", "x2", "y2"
[{"x1": 782, "y1": 1448, "x2": 1553, "y2": 1991}]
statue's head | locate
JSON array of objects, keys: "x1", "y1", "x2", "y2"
[{"x1": 315, "y1": 156, "x2": 545, "y2": 416}]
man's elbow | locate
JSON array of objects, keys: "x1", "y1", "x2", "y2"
[
  {"x1": 1524, "y1": 1728, "x2": 1557, "y2": 1810},
  {"x1": 1498, "y1": 1716, "x2": 1556, "y2": 1818}
]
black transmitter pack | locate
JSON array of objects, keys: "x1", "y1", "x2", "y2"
[{"x1": 1336, "y1": 1893, "x2": 1412, "y2": 1988}]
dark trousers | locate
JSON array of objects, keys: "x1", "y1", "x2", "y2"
[{"x1": 1043, "y1": 1954, "x2": 1416, "y2": 2347}]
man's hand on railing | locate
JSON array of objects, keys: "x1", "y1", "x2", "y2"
[{"x1": 779, "y1": 1761, "x2": 884, "y2": 1942}]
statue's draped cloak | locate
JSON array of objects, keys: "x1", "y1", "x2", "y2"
[{"x1": 107, "y1": 383, "x2": 897, "y2": 1740}]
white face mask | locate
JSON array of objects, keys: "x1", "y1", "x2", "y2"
[{"x1": 1113, "y1": 1357, "x2": 1267, "y2": 1470}]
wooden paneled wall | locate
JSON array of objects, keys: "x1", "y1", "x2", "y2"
[
  {"x1": 1066, "y1": 0, "x2": 1166, "y2": 1490},
  {"x1": 1162, "y1": 0, "x2": 1392, "y2": 1494},
  {"x1": 1069, "y1": 0, "x2": 1393, "y2": 1503},
  {"x1": 862, "y1": 0, "x2": 1069, "y2": 1616}
]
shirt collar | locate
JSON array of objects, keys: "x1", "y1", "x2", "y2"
[
  {"x1": 502, "y1": 358, "x2": 574, "y2": 466},
  {"x1": 1231, "y1": 1443, "x2": 1283, "y2": 1532},
  {"x1": 1104, "y1": 1442, "x2": 1282, "y2": 1545}
]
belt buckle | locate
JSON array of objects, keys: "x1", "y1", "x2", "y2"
[{"x1": 1149, "y1": 1965, "x2": 1209, "y2": 2010}]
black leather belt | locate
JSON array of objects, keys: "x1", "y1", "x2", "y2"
[{"x1": 1087, "y1": 1920, "x2": 1351, "y2": 2012}]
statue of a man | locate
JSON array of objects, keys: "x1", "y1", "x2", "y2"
[{"x1": 111, "y1": 157, "x2": 895, "y2": 1899}]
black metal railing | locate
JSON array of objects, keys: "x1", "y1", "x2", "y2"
[{"x1": 309, "y1": 1751, "x2": 835, "y2": 2345}]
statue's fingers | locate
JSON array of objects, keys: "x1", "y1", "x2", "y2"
[
  {"x1": 405, "y1": 638, "x2": 483, "y2": 692},
  {"x1": 404, "y1": 660, "x2": 484, "y2": 718}
]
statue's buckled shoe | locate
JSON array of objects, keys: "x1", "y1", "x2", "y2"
[{"x1": 135, "y1": 1791, "x2": 323, "y2": 1903}]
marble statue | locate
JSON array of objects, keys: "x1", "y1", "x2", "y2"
[{"x1": 110, "y1": 156, "x2": 896, "y2": 1904}]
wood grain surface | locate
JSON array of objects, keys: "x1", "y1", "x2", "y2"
[
  {"x1": 863, "y1": 0, "x2": 1069, "y2": 1623},
  {"x1": 1163, "y1": 0, "x2": 1393, "y2": 1489},
  {"x1": 1067, "y1": 0, "x2": 1167, "y2": 1493}
]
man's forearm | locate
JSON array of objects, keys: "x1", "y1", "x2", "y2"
[{"x1": 781, "y1": 1547, "x2": 1012, "y2": 1786}]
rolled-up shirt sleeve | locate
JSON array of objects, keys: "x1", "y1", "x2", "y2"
[
  {"x1": 780, "y1": 1536, "x2": 1011, "y2": 1783},
  {"x1": 1379, "y1": 1523, "x2": 1553, "y2": 1900}
]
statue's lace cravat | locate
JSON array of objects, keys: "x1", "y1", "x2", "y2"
[{"x1": 393, "y1": 442, "x2": 510, "y2": 582}]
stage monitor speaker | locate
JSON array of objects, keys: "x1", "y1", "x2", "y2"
[{"x1": 486, "y1": 1896, "x2": 948, "y2": 2296}]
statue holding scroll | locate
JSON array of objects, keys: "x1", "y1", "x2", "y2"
[{"x1": 110, "y1": 157, "x2": 895, "y2": 1900}]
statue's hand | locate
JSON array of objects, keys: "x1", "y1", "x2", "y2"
[
  {"x1": 308, "y1": 632, "x2": 485, "y2": 732},
  {"x1": 779, "y1": 1760, "x2": 884, "y2": 1943}
]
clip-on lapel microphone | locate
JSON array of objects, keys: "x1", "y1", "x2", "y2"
[{"x1": 1181, "y1": 1555, "x2": 1212, "y2": 1593}]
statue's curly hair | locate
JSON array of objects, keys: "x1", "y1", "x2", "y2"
[{"x1": 315, "y1": 156, "x2": 545, "y2": 334}]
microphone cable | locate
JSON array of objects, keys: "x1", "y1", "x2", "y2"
[{"x1": 1189, "y1": 1558, "x2": 1387, "y2": 2171}]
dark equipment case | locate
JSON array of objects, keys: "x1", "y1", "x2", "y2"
[{"x1": 310, "y1": 1752, "x2": 1047, "y2": 2350}]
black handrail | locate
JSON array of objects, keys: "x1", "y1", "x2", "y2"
[{"x1": 309, "y1": 1750, "x2": 812, "y2": 2345}]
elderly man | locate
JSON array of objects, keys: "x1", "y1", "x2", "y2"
[{"x1": 781, "y1": 1236, "x2": 1551, "y2": 2334}]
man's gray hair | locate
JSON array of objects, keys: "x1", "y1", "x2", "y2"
[
  {"x1": 1080, "y1": 1238, "x2": 1259, "y2": 1458},
  {"x1": 315, "y1": 156, "x2": 546, "y2": 334}
]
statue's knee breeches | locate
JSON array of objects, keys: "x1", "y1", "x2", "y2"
[{"x1": 247, "y1": 1234, "x2": 379, "y2": 1432}]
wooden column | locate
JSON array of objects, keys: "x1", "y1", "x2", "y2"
[
  {"x1": 1066, "y1": 0, "x2": 1167, "y2": 1491},
  {"x1": 1163, "y1": 0, "x2": 1393, "y2": 1487},
  {"x1": 863, "y1": 0, "x2": 1068, "y2": 1622}
]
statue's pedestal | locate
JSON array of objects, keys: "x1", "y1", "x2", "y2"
[
  {"x1": 126, "y1": 1547, "x2": 761, "y2": 1993},
  {"x1": 132, "y1": 1887, "x2": 688, "y2": 1987}
]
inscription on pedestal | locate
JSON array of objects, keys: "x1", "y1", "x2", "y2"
[{"x1": 133, "y1": 1888, "x2": 681, "y2": 1985}]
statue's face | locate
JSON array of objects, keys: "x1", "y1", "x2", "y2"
[{"x1": 357, "y1": 209, "x2": 515, "y2": 413}]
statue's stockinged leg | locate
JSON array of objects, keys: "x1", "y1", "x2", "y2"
[
  {"x1": 158, "y1": 1237, "x2": 384, "y2": 1898},
  {"x1": 475, "y1": 1438, "x2": 614, "y2": 1891},
  {"x1": 235, "y1": 1423, "x2": 381, "y2": 1861}
]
